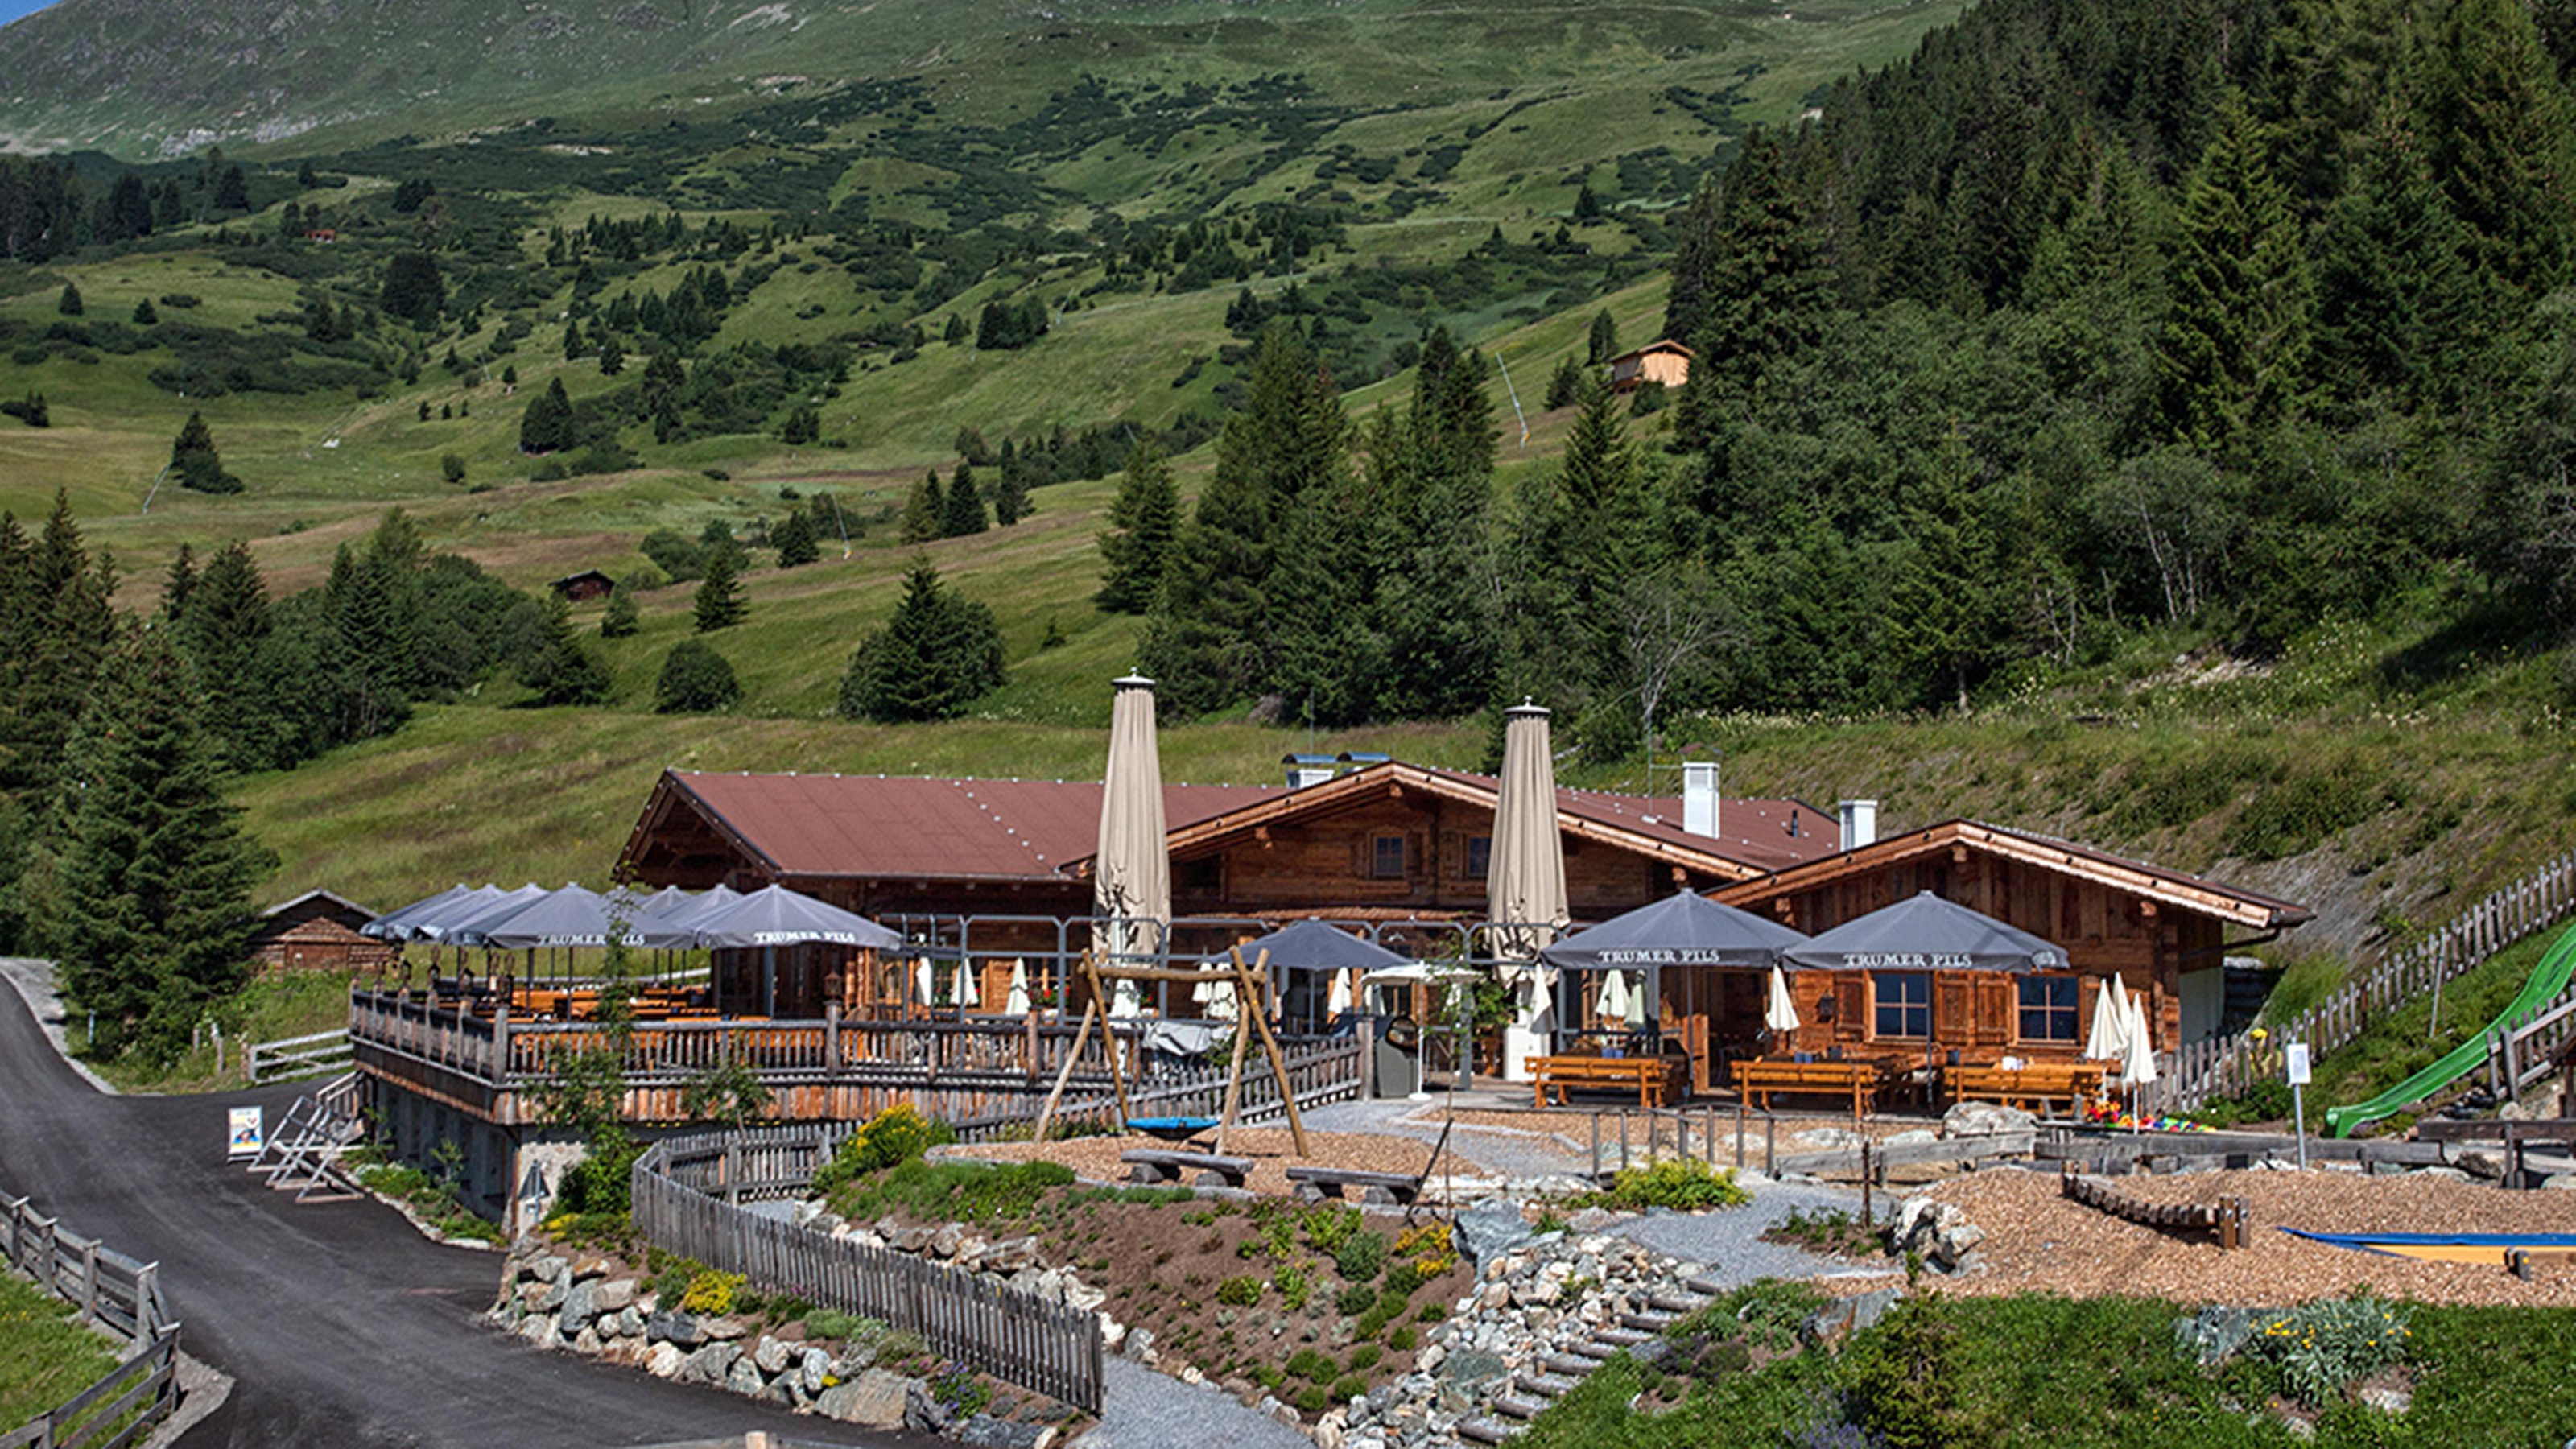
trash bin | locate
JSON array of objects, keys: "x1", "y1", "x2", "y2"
[{"x1": 1373, "y1": 1014, "x2": 1421, "y2": 1097}]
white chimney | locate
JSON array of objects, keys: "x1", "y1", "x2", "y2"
[
  {"x1": 1838, "y1": 799, "x2": 1878, "y2": 852},
  {"x1": 1682, "y1": 761, "x2": 1719, "y2": 839}
]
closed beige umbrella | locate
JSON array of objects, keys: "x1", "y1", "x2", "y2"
[
  {"x1": 1489, "y1": 702, "x2": 1571, "y2": 1080},
  {"x1": 1095, "y1": 675, "x2": 1170, "y2": 1017}
]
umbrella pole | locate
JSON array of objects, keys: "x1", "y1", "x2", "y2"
[{"x1": 1236, "y1": 949, "x2": 1307, "y2": 1158}]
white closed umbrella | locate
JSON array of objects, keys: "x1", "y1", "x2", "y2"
[
  {"x1": 1596, "y1": 968, "x2": 1630, "y2": 1025},
  {"x1": 1327, "y1": 968, "x2": 1353, "y2": 1017},
  {"x1": 1764, "y1": 966, "x2": 1801, "y2": 1035},
  {"x1": 1110, "y1": 976, "x2": 1144, "y2": 1018},
  {"x1": 915, "y1": 957, "x2": 937, "y2": 1007},
  {"x1": 1006, "y1": 960, "x2": 1030, "y2": 1015},
  {"x1": 2120, "y1": 993, "x2": 2158, "y2": 1088},
  {"x1": 952, "y1": 960, "x2": 980, "y2": 1009},
  {"x1": 1489, "y1": 703, "x2": 1572, "y2": 1081},
  {"x1": 2086, "y1": 974, "x2": 2131, "y2": 1061},
  {"x1": 1195, "y1": 976, "x2": 1239, "y2": 1021}
]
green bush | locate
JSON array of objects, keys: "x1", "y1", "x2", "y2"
[
  {"x1": 1382, "y1": 1262, "x2": 1424, "y2": 1301},
  {"x1": 1388, "y1": 1325, "x2": 1417, "y2": 1352},
  {"x1": 1294, "y1": 1384, "x2": 1331, "y2": 1414},
  {"x1": 2250, "y1": 1294, "x2": 2413, "y2": 1406},
  {"x1": 1304, "y1": 1203, "x2": 1360, "y2": 1253},
  {"x1": 1216, "y1": 1274, "x2": 1263, "y2": 1306},
  {"x1": 1335, "y1": 1230, "x2": 1387, "y2": 1283},
  {"x1": 1589, "y1": 1158, "x2": 1750, "y2": 1212},
  {"x1": 1843, "y1": 1294, "x2": 1970, "y2": 1449},
  {"x1": 1277, "y1": 1262, "x2": 1311, "y2": 1310},
  {"x1": 1331, "y1": 1373, "x2": 1366, "y2": 1401},
  {"x1": 1346, "y1": 1344, "x2": 1381, "y2": 1372},
  {"x1": 1336, "y1": 1283, "x2": 1377, "y2": 1317},
  {"x1": 680, "y1": 1269, "x2": 745, "y2": 1315},
  {"x1": 1286, "y1": 1348, "x2": 1335, "y2": 1383}
]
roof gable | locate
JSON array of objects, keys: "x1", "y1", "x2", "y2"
[{"x1": 1715, "y1": 819, "x2": 2312, "y2": 931}]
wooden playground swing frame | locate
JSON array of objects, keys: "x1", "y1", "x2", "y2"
[{"x1": 1034, "y1": 946, "x2": 1311, "y2": 1157}]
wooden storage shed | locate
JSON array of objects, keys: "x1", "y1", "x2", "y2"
[
  {"x1": 249, "y1": 889, "x2": 400, "y2": 973},
  {"x1": 1608, "y1": 339, "x2": 1695, "y2": 393}
]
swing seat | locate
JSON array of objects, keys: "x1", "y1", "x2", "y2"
[{"x1": 1128, "y1": 1115, "x2": 1220, "y2": 1142}]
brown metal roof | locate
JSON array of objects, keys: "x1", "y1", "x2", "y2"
[{"x1": 655, "y1": 771, "x2": 1278, "y2": 884}]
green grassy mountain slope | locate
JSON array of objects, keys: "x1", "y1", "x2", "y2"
[{"x1": 0, "y1": 0, "x2": 1962, "y2": 159}]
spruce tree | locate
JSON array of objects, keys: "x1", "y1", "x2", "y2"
[
  {"x1": 162, "y1": 543, "x2": 196, "y2": 621},
  {"x1": 1546, "y1": 354, "x2": 1587, "y2": 408},
  {"x1": 1095, "y1": 441, "x2": 1180, "y2": 613},
  {"x1": 131, "y1": 298, "x2": 157, "y2": 325},
  {"x1": 517, "y1": 594, "x2": 612, "y2": 705},
  {"x1": 601, "y1": 586, "x2": 639, "y2": 638},
  {"x1": 50, "y1": 627, "x2": 274, "y2": 1063},
  {"x1": 56, "y1": 281, "x2": 80, "y2": 316},
  {"x1": 598, "y1": 334, "x2": 625, "y2": 376},
  {"x1": 902, "y1": 471, "x2": 945, "y2": 544},
  {"x1": 837, "y1": 563, "x2": 1006, "y2": 722},
  {"x1": 171, "y1": 411, "x2": 241, "y2": 494},
  {"x1": 774, "y1": 509, "x2": 819, "y2": 568},
  {"x1": 654, "y1": 638, "x2": 741, "y2": 712},
  {"x1": 564, "y1": 317, "x2": 587, "y2": 361},
  {"x1": 520, "y1": 378, "x2": 573, "y2": 453},
  {"x1": 175, "y1": 541, "x2": 275, "y2": 770},
  {"x1": 1885, "y1": 425, "x2": 2007, "y2": 709},
  {"x1": 692, "y1": 543, "x2": 746, "y2": 632},
  {"x1": 1698, "y1": 128, "x2": 1828, "y2": 394},
  {"x1": 2153, "y1": 93, "x2": 2316, "y2": 456},
  {"x1": 2430, "y1": 0, "x2": 2576, "y2": 300},
  {"x1": 942, "y1": 461, "x2": 989, "y2": 536},
  {"x1": 989, "y1": 462, "x2": 1028, "y2": 526},
  {"x1": 1587, "y1": 309, "x2": 1619, "y2": 365},
  {"x1": 2317, "y1": 106, "x2": 2488, "y2": 411}
]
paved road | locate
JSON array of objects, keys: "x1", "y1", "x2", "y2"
[{"x1": 0, "y1": 968, "x2": 923, "y2": 1449}]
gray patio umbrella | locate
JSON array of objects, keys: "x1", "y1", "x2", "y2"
[
  {"x1": 689, "y1": 885, "x2": 901, "y2": 951},
  {"x1": 626, "y1": 884, "x2": 698, "y2": 920},
  {"x1": 469, "y1": 884, "x2": 700, "y2": 950},
  {"x1": 1488, "y1": 703, "x2": 1571, "y2": 1080},
  {"x1": 1093, "y1": 675, "x2": 1170, "y2": 1015},
  {"x1": 1537, "y1": 890, "x2": 1809, "y2": 972},
  {"x1": 362, "y1": 882, "x2": 477, "y2": 941},
  {"x1": 1781, "y1": 891, "x2": 2067, "y2": 973},
  {"x1": 1206, "y1": 919, "x2": 1410, "y2": 974},
  {"x1": 416, "y1": 883, "x2": 545, "y2": 943},
  {"x1": 652, "y1": 883, "x2": 742, "y2": 932}
]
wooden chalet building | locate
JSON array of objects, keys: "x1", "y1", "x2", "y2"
[
  {"x1": 550, "y1": 569, "x2": 616, "y2": 602},
  {"x1": 1710, "y1": 819, "x2": 2310, "y2": 1074},
  {"x1": 248, "y1": 888, "x2": 399, "y2": 973},
  {"x1": 1608, "y1": 339, "x2": 1695, "y2": 392}
]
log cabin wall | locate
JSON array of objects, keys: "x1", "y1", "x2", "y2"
[
  {"x1": 1176, "y1": 791, "x2": 1728, "y2": 919},
  {"x1": 1736, "y1": 851, "x2": 2220, "y2": 1057}
]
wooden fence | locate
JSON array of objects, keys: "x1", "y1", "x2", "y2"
[
  {"x1": 246, "y1": 1026, "x2": 352, "y2": 1084},
  {"x1": 2163, "y1": 850, "x2": 2576, "y2": 1111},
  {"x1": 2, "y1": 1195, "x2": 180, "y2": 1449},
  {"x1": 630, "y1": 1128, "x2": 1104, "y2": 1414}
]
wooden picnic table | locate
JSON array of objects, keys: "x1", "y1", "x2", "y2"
[
  {"x1": 1530, "y1": 1053, "x2": 1687, "y2": 1108},
  {"x1": 1732, "y1": 1056, "x2": 1890, "y2": 1117},
  {"x1": 1943, "y1": 1059, "x2": 2108, "y2": 1116}
]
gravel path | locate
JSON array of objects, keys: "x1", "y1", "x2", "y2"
[
  {"x1": 1302, "y1": 1098, "x2": 1591, "y2": 1182},
  {"x1": 1612, "y1": 1179, "x2": 1889, "y2": 1291},
  {"x1": 1073, "y1": 1358, "x2": 1313, "y2": 1449}
]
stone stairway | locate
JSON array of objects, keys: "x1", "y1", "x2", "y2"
[{"x1": 1451, "y1": 1274, "x2": 1724, "y2": 1443}]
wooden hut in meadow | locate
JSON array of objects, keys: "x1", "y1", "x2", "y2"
[
  {"x1": 1608, "y1": 339, "x2": 1695, "y2": 393},
  {"x1": 249, "y1": 889, "x2": 400, "y2": 973},
  {"x1": 549, "y1": 569, "x2": 616, "y2": 602}
]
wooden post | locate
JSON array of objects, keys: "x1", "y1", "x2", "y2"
[
  {"x1": 1213, "y1": 1009, "x2": 1253, "y2": 1155},
  {"x1": 1092, "y1": 956, "x2": 1135, "y2": 1129},
  {"x1": 1033, "y1": 991, "x2": 1100, "y2": 1143},
  {"x1": 1234, "y1": 950, "x2": 1307, "y2": 1157}
]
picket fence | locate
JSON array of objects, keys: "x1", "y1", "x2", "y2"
[
  {"x1": 0, "y1": 1194, "x2": 181, "y2": 1449},
  {"x1": 630, "y1": 1127, "x2": 1104, "y2": 1414},
  {"x1": 2165, "y1": 850, "x2": 2576, "y2": 1111}
]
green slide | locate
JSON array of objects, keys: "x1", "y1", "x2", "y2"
[{"x1": 2322, "y1": 920, "x2": 2576, "y2": 1137}]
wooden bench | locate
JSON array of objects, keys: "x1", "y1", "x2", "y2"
[
  {"x1": 1732, "y1": 1058, "x2": 1889, "y2": 1117},
  {"x1": 1120, "y1": 1149, "x2": 1254, "y2": 1190},
  {"x1": 1944, "y1": 1061, "x2": 2108, "y2": 1116},
  {"x1": 1530, "y1": 1054, "x2": 1686, "y2": 1108},
  {"x1": 1286, "y1": 1166, "x2": 1423, "y2": 1206}
]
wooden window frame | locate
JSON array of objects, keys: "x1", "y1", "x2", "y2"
[
  {"x1": 2017, "y1": 974, "x2": 2079, "y2": 1043},
  {"x1": 1465, "y1": 835, "x2": 1491, "y2": 880},
  {"x1": 1872, "y1": 971, "x2": 1931, "y2": 1040},
  {"x1": 1371, "y1": 834, "x2": 1408, "y2": 880}
]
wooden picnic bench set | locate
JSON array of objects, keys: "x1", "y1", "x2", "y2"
[
  {"x1": 1117, "y1": 1149, "x2": 1425, "y2": 1204},
  {"x1": 1732, "y1": 1055, "x2": 2110, "y2": 1117}
]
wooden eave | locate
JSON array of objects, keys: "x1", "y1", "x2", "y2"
[
  {"x1": 1715, "y1": 819, "x2": 2313, "y2": 931},
  {"x1": 1126, "y1": 762, "x2": 1769, "y2": 883},
  {"x1": 618, "y1": 769, "x2": 787, "y2": 881}
]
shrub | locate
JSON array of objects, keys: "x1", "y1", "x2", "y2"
[
  {"x1": 1394, "y1": 1222, "x2": 1456, "y2": 1277},
  {"x1": 440, "y1": 452, "x2": 466, "y2": 484},
  {"x1": 1381, "y1": 1263, "x2": 1423, "y2": 1302},
  {"x1": 1336, "y1": 1283, "x2": 1377, "y2": 1317},
  {"x1": 1387, "y1": 1325, "x2": 1416, "y2": 1352},
  {"x1": 1843, "y1": 1294, "x2": 1967, "y2": 1449},
  {"x1": 2250, "y1": 1294, "x2": 2413, "y2": 1406},
  {"x1": 1304, "y1": 1203, "x2": 1360, "y2": 1254},
  {"x1": 1331, "y1": 1373, "x2": 1366, "y2": 1401},
  {"x1": 1590, "y1": 1158, "x2": 1751, "y2": 1212},
  {"x1": 1720, "y1": 1278, "x2": 1828, "y2": 1351},
  {"x1": 1335, "y1": 1230, "x2": 1387, "y2": 1284},
  {"x1": 814, "y1": 1103, "x2": 952, "y2": 1193},
  {"x1": 654, "y1": 638, "x2": 741, "y2": 713},
  {"x1": 803, "y1": 1310, "x2": 887, "y2": 1344},
  {"x1": 1286, "y1": 1348, "x2": 1335, "y2": 1383},
  {"x1": 1346, "y1": 1344, "x2": 1381, "y2": 1372},
  {"x1": 1294, "y1": 1384, "x2": 1330, "y2": 1414},
  {"x1": 1216, "y1": 1274, "x2": 1263, "y2": 1306},
  {"x1": 680, "y1": 1269, "x2": 745, "y2": 1316},
  {"x1": 1277, "y1": 1262, "x2": 1311, "y2": 1311}
]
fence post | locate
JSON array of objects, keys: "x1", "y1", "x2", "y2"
[{"x1": 78, "y1": 1238, "x2": 97, "y2": 1327}]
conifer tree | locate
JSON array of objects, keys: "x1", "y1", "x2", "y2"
[
  {"x1": 943, "y1": 461, "x2": 989, "y2": 536},
  {"x1": 175, "y1": 541, "x2": 274, "y2": 770},
  {"x1": 654, "y1": 638, "x2": 741, "y2": 713},
  {"x1": 171, "y1": 411, "x2": 242, "y2": 493},
  {"x1": 1095, "y1": 441, "x2": 1180, "y2": 613},
  {"x1": 2430, "y1": 0, "x2": 2576, "y2": 300},
  {"x1": 837, "y1": 564, "x2": 1007, "y2": 722},
  {"x1": 517, "y1": 593, "x2": 612, "y2": 704},
  {"x1": 162, "y1": 543, "x2": 196, "y2": 621},
  {"x1": 49, "y1": 627, "x2": 274, "y2": 1063},
  {"x1": 902, "y1": 471, "x2": 945, "y2": 544},
  {"x1": 519, "y1": 378, "x2": 573, "y2": 453},
  {"x1": 56, "y1": 281, "x2": 80, "y2": 316},
  {"x1": 598, "y1": 334, "x2": 625, "y2": 376},
  {"x1": 2153, "y1": 93, "x2": 2316, "y2": 455},
  {"x1": 2317, "y1": 105, "x2": 2488, "y2": 411},
  {"x1": 131, "y1": 298, "x2": 157, "y2": 326},
  {"x1": 692, "y1": 543, "x2": 746, "y2": 632},
  {"x1": 1545, "y1": 354, "x2": 1587, "y2": 409},
  {"x1": 989, "y1": 462, "x2": 1028, "y2": 526},
  {"x1": 1699, "y1": 129, "x2": 1828, "y2": 393},
  {"x1": 774, "y1": 508, "x2": 819, "y2": 568},
  {"x1": 1885, "y1": 425, "x2": 2008, "y2": 709},
  {"x1": 600, "y1": 586, "x2": 639, "y2": 638},
  {"x1": 564, "y1": 317, "x2": 587, "y2": 361},
  {"x1": 1587, "y1": 309, "x2": 1619, "y2": 365}
]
